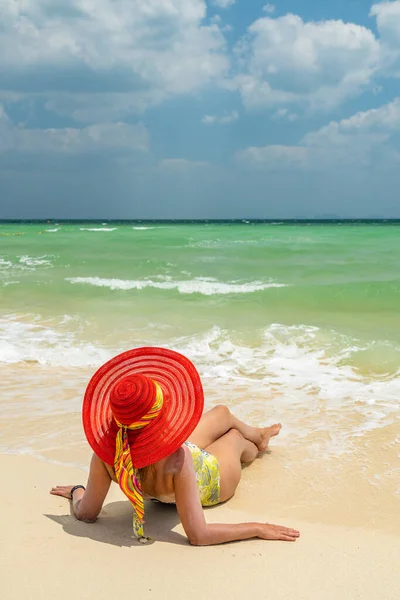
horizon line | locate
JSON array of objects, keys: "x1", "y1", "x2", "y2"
[{"x1": 1, "y1": 218, "x2": 400, "y2": 224}]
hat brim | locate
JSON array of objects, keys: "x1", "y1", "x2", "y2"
[{"x1": 83, "y1": 347, "x2": 204, "y2": 468}]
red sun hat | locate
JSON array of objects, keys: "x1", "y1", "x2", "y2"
[{"x1": 82, "y1": 347, "x2": 204, "y2": 468}]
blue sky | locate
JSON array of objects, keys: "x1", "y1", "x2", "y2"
[{"x1": 1, "y1": 0, "x2": 400, "y2": 218}]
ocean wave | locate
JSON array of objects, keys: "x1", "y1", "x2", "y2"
[
  {"x1": 0, "y1": 255, "x2": 54, "y2": 271},
  {"x1": 45, "y1": 228, "x2": 60, "y2": 233},
  {"x1": 0, "y1": 258, "x2": 13, "y2": 269},
  {"x1": 172, "y1": 325, "x2": 400, "y2": 442},
  {"x1": 80, "y1": 228, "x2": 117, "y2": 232},
  {"x1": 132, "y1": 226, "x2": 155, "y2": 230},
  {"x1": 189, "y1": 235, "x2": 314, "y2": 249},
  {"x1": 65, "y1": 276, "x2": 288, "y2": 295},
  {"x1": 19, "y1": 255, "x2": 53, "y2": 268},
  {"x1": 2, "y1": 318, "x2": 399, "y2": 493},
  {"x1": 189, "y1": 239, "x2": 221, "y2": 249},
  {"x1": 1, "y1": 319, "x2": 398, "y2": 444},
  {"x1": 0, "y1": 316, "x2": 113, "y2": 367}
]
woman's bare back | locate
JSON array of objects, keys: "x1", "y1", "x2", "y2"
[{"x1": 103, "y1": 447, "x2": 184, "y2": 502}]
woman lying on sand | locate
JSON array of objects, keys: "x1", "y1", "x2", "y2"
[{"x1": 51, "y1": 348, "x2": 300, "y2": 545}]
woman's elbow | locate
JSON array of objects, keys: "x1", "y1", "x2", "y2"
[
  {"x1": 187, "y1": 530, "x2": 208, "y2": 546},
  {"x1": 74, "y1": 501, "x2": 97, "y2": 523},
  {"x1": 188, "y1": 535, "x2": 203, "y2": 546},
  {"x1": 76, "y1": 513, "x2": 97, "y2": 524}
]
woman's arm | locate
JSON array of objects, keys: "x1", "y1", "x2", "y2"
[
  {"x1": 50, "y1": 453, "x2": 112, "y2": 522},
  {"x1": 174, "y1": 445, "x2": 300, "y2": 546}
]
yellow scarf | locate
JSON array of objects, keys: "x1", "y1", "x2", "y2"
[{"x1": 114, "y1": 382, "x2": 163, "y2": 542}]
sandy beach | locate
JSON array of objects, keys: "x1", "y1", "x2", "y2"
[{"x1": 1, "y1": 453, "x2": 399, "y2": 600}]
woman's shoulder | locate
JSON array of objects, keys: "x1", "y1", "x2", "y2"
[{"x1": 158, "y1": 445, "x2": 187, "y2": 475}]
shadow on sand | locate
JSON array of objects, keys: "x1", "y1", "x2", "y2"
[{"x1": 45, "y1": 500, "x2": 187, "y2": 547}]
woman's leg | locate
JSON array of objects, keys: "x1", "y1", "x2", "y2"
[
  {"x1": 205, "y1": 429, "x2": 258, "y2": 502},
  {"x1": 188, "y1": 405, "x2": 281, "y2": 452}
]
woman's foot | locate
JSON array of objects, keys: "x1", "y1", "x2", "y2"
[{"x1": 257, "y1": 423, "x2": 282, "y2": 452}]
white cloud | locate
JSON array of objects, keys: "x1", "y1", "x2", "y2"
[
  {"x1": 202, "y1": 110, "x2": 238, "y2": 124},
  {"x1": 0, "y1": 0, "x2": 229, "y2": 120},
  {"x1": 238, "y1": 145, "x2": 307, "y2": 170},
  {"x1": 237, "y1": 98, "x2": 400, "y2": 170},
  {"x1": 371, "y1": 1, "x2": 400, "y2": 45},
  {"x1": 272, "y1": 108, "x2": 298, "y2": 121},
  {"x1": 263, "y1": 4, "x2": 275, "y2": 13},
  {"x1": 209, "y1": 12, "x2": 232, "y2": 32},
  {"x1": 234, "y1": 13, "x2": 381, "y2": 112},
  {"x1": 212, "y1": 0, "x2": 236, "y2": 8},
  {"x1": 307, "y1": 97, "x2": 400, "y2": 136},
  {"x1": 0, "y1": 106, "x2": 149, "y2": 154},
  {"x1": 370, "y1": 1, "x2": 400, "y2": 76},
  {"x1": 202, "y1": 115, "x2": 218, "y2": 124}
]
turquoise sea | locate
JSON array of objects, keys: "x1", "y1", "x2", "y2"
[{"x1": 1, "y1": 221, "x2": 399, "y2": 530}]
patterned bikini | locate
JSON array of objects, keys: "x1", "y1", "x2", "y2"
[
  {"x1": 144, "y1": 442, "x2": 221, "y2": 507},
  {"x1": 184, "y1": 442, "x2": 220, "y2": 506}
]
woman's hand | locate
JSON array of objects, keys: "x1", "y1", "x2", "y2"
[
  {"x1": 50, "y1": 485, "x2": 74, "y2": 499},
  {"x1": 49, "y1": 455, "x2": 112, "y2": 523},
  {"x1": 257, "y1": 523, "x2": 300, "y2": 542}
]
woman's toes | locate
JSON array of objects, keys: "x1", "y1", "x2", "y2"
[
  {"x1": 258, "y1": 423, "x2": 282, "y2": 451},
  {"x1": 270, "y1": 423, "x2": 282, "y2": 437}
]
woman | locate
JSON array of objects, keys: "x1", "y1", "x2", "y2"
[{"x1": 51, "y1": 347, "x2": 300, "y2": 545}]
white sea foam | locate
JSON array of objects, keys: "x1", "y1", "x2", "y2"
[
  {"x1": 45, "y1": 228, "x2": 60, "y2": 233},
  {"x1": 19, "y1": 255, "x2": 53, "y2": 268},
  {"x1": 132, "y1": 226, "x2": 155, "y2": 230},
  {"x1": 172, "y1": 325, "x2": 400, "y2": 444},
  {"x1": 65, "y1": 276, "x2": 288, "y2": 295},
  {"x1": 1, "y1": 317, "x2": 399, "y2": 460},
  {"x1": 1, "y1": 318, "x2": 398, "y2": 434},
  {"x1": 0, "y1": 317, "x2": 113, "y2": 367},
  {"x1": 80, "y1": 228, "x2": 117, "y2": 232},
  {"x1": 0, "y1": 258, "x2": 13, "y2": 269},
  {"x1": 189, "y1": 239, "x2": 221, "y2": 249},
  {"x1": 1, "y1": 255, "x2": 54, "y2": 271}
]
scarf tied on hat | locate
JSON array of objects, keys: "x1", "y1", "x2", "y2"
[{"x1": 114, "y1": 381, "x2": 164, "y2": 542}]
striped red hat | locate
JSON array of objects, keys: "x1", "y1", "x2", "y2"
[{"x1": 82, "y1": 347, "x2": 204, "y2": 468}]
